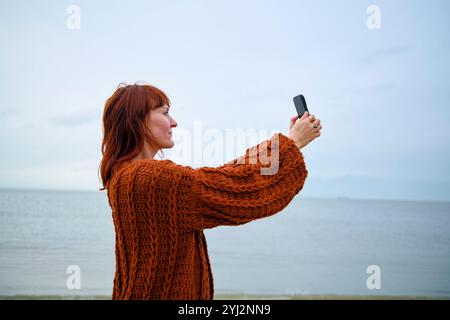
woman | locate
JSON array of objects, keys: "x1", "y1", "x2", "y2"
[{"x1": 99, "y1": 83, "x2": 322, "y2": 300}]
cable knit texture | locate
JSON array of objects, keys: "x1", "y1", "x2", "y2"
[{"x1": 106, "y1": 133, "x2": 308, "y2": 300}]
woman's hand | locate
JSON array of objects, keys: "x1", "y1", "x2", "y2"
[{"x1": 288, "y1": 112, "x2": 322, "y2": 149}]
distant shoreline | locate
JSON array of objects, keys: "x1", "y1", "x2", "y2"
[{"x1": 1, "y1": 294, "x2": 449, "y2": 300}]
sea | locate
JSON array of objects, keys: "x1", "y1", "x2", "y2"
[{"x1": 0, "y1": 188, "x2": 449, "y2": 298}]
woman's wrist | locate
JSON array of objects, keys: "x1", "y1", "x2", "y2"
[{"x1": 287, "y1": 133, "x2": 303, "y2": 149}]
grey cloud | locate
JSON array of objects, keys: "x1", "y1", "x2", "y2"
[
  {"x1": 353, "y1": 83, "x2": 396, "y2": 94},
  {"x1": 360, "y1": 45, "x2": 412, "y2": 64},
  {"x1": 0, "y1": 108, "x2": 20, "y2": 118},
  {"x1": 48, "y1": 110, "x2": 98, "y2": 127}
]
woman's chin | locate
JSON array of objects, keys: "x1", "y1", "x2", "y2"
[{"x1": 165, "y1": 139, "x2": 175, "y2": 148}]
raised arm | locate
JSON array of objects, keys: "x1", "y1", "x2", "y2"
[{"x1": 167, "y1": 132, "x2": 308, "y2": 230}]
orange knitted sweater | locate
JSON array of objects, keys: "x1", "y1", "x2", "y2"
[{"x1": 106, "y1": 132, "x2": 308, "y2": 300}]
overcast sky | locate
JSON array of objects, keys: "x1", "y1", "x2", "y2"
[{"x1": 0, "y1": 0, "x2": 449, "y2": 202}]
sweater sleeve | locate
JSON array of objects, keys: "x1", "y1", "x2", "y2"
[{"x1": 172, "y1": 132, "x2": 308, "y2": 231}]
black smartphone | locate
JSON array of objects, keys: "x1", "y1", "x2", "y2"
[{"x1": 293, "y1": 94, "x2": 309, "y2": 118}]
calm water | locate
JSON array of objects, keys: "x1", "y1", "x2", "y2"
[{"x1": 0, "y1": 188, "x2": 449, "y2": 297}]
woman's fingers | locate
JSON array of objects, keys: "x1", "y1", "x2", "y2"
[
  {"x1": 309, "y1": 119, "x2": 321, "y2": 128},
  {"x1": 289, "y1": 115, "x2": 299, "y2": 129}
]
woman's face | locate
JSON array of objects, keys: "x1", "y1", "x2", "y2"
[{"x1": 147, "y1": 105, "x2": 177, "y2": 149}]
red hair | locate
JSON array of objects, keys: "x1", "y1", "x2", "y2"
[{"x1": 98, "y1": 82, "x2": 171, "y2": 191}]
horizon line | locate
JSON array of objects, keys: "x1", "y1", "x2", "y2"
[{"x1": 0, "y1": 186, "x2": 449, "y2": 204}]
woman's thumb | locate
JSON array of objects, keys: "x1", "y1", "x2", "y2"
[{"x1": 289, "y1": 115, "x2": 299, "y2": 129}]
